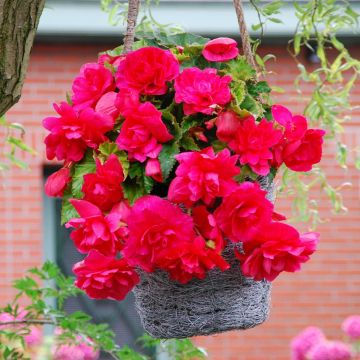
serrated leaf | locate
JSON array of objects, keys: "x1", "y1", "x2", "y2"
[
  {"x1": 158, "y1": 142, "x2": 180, "y2": 182},
  {"x1": 180, "y1": 134, "x2": 200, "y2": 151},
  {"x1": 231, "y1": 80, "x2": 246, "y2": 105},
  {"x1": 162, "y1": 107, "x2": 181, "y2": 140},
  {"x1": 227, "y1": 56, "x2": 256, "y2": 82},
  {"x1": 122, "y1": 181, "x2": 145, "y2": 205},
  {"x1": 71, "y1": 151, "x2": 96, "y2": 198},
  {"x1": 61, "y1": 187, "x2": 78, "y2": 225},
  {"x1": 98, "y1": 142, "x2": 129, "y2": 178},
  {"x1": 248, "y1": 81, "x2": 271, "y2": 97},
  {"x1": 240, "y1": 95, "x2": 263, "y2": 118},
  {"x1": 128, "y1": 162, "x2": 144, "y2": 179},
  {"x1": 144, "y1": 176, "x2": 154, "y2": 193},
  {"x1": 181, "y1": 117, "x2": 200, "y2": 134}
]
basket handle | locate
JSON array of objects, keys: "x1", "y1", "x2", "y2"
[{"x1": 123, "y1": 0, "x2": 256, "y2": 69}]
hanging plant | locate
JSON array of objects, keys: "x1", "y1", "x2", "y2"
[{"x1": 43, "y1": 0, "x2": 325, "y2": 339}]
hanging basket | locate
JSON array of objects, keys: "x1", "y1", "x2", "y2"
[{"x1": 133, "y1": 178, "x2": 273, "y2": 339}]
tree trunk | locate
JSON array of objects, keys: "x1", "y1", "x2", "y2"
[{"x1": 0, "y1": 0, "x2": 45, "y2": 117}]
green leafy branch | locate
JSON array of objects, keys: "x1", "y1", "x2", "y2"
[
  {"x1": 0, "y1": 262, "x2": 207, "y2": 360},
  {"x1": 248, "y1": 0, "x2": 360, "y2": 226},
  {"x1": 0, "y1": 115, "x2": 36, "y2": 171}
]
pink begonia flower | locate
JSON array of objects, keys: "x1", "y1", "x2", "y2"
[
  {"x1": 237, "y1": 222, "x2": 319, "y2": 281},
  {"x1": 45, "y1": 167, "x2": 71, "y2": 197},
  {"x1": 214, "y1": 181, "x2": 273, "y2": 242},
  {"x1": 202, "y1": 37, "x2": 239, "y2": 62},
  {"x1": 159, "y1": 235, "x2": 230, "y2": 284},
  {"x1": 116, "y1": 101, "x2": 173, "y2": 162},
  {"x1": 53, "y1": 345, "x2": 86, "y2": 360},
  {"x1": 82, "y1": 154, "x2": 124, "y2": 212},
  {"x1": 232, "y1": 117, "x2": 283, "y2": 176},
  {"x1": 290, "y1": 326, "x2": 326, "y2": 360},
  {"x1": 342, "y1": 315, "x2": 360, "y2": 340},
  {"x1": 0, "y1": 310, "x2": 42, "y2": 347},
  {"x1": 282, "y1": 128, "x2": 325, "y2": 172},
  {"x1": 272, "y1": 104, "x2": 308, "y2": 142},
  {"x1": 53, "y1": 330, "x2": 99, "y2": 360},
  {"x1": 95, "y1": 92, "x2": 120, "y2": 120},
  {"x1": 66, "y1": 199, "x2": 129, "y2": 256},
  {"x1": 98, "y1": 53, "x2": 125, "y2": 68},
  {"x1": 145, "y1": 158, "x2": 163, "y2": 182},
  {"x1": 71, "y1": 63, "x2": 115, "y2": 111},
  {"x1": 215, "y1": 110, "x2": 243, "y2": 147},
  {"x1": 123, "y1": 195, "x2": 196, "y2": 272},
  {"x1": 168, "y1": 147, "x2": 239, "y2": 207},
  {"x1": 271, "y1": 104, "x2": 325, "y2": 171},
  {"x1": 308, "y1": 340, "x2": 353, "y2": 360},
  {"x1": 115, "y1": 88, "x2": 140, "y2": 116},
  {"x1": 73, "y1": 250, "x2": 139, "y2": 300},
  {"x1": 174, "y1": 67, "x2": 232, "y2": 115},
  {"x1": 43, "y1": 102, "x2": 114, "y2": 162},
  {"x1": 192, "y1": 205, "x2": 226, "y2": 252},
  {"x1": 116, "y1": 47, "x2": 179, "y2": 95}
]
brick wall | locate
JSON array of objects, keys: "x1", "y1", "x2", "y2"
[{"x1": 1, "y1": 43, "x2": 359, "y2": 359}]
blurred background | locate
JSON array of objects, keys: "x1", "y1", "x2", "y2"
[{"x1": 1, "y1": 0, "x2": 359, "y2": 359}]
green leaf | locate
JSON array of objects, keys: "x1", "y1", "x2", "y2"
[
  {"x1": 72, "y1": 151, "x2": 96, "y2": 198},
  {"x1": 162, "y1": 107, "x2": 181, "y2": 140},
  {"x1": 116, "y1": 345, "x2": 147, "y2": 360},
  {"x1": 247, "y1": 81, "x2": 271, "y2": 97},
  {"x1": 123, "y1": 162, "x2": 154, "y2": 204},
  {"x1": 271, "y1": 85, "x2": 285, "y2": 93},
  {"x1": 180, "y1": 134, "x2": 200, "y2": 151},
  {"x1": 66, "y1": 92, "x2": 73, "y2": 105},
  {"x1": 231, "y1": 80, "x2": 246, "y2": 105},
  {"x1": 181, "y1": 116, "x2": 200, "y2": 134},
  {"x1": 128, "y1": 162, "x2": 144, "y2": 179},
  {"x1": 158, "y1": 141, "x2": 180, "y2": 182},
  {"x1": 268, "y1": 17, "x2": 283, "y2": 24},
  {"x1": 98, "y1": 142, "x2": 129, "y2": 178},
  {"x1": 139, "y1": 30, "x2": 209, "y2": 47},
  {"x1": 122, "y1": 181, "x2": 144, "y2": 205},
  {"x1": 14, "y1": 277, "x2": 38, "y2": 292},
  {"x1": 8, "y1": 122, "x2": 26, "y2": 134},
  {"x1": 227, "y1": 56, "x2": 256, "y2": 82},
  {"x1": 5, "y1": 154, "x2": 28, "y2": 169},
  {"x1": 61, "y1": 187, "x2": 78, "y2": 225},
  {"x1": 336, "y1": 142, "x2": 347, "y2": 168},
  {"x1": 240, "y1": 95, "x2": 263, "y2": 118},
  {"x1": 252, "y1": 23, "x2": 264, "y2": 31},
  {"x1": 144, "y1": 176, "x2": 155, "y2": 194},
  {"x1": 294, "y1": 34, "x2": 301, "y2": 55}
]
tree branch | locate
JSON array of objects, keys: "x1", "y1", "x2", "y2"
[
  {"x1": 0, "y1": 0, "x2": 45, "y2": 117},
  {"x1": 0, "y1": 319, "x2": 55, "y2": 326}
]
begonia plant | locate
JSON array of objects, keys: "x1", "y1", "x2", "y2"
[{"x1": 43, "y1": 35, "x2": 325, "y2": 301}]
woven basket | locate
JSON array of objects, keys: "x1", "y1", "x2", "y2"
[{"x1": 132, "y1": 178, "x2": 274, "y2": 339}]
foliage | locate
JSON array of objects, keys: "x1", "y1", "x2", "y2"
[
  {"x1": 0, "y1": 262, "x2": 207, "y2": 360},
  {"x1": 0, "y1": 115, "x2": 36, "y2": 171},
  {"x1": 249, "y1": 0, "x2": 360, "y2": 227}
]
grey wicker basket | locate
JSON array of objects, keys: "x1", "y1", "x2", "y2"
[{"x1": 132, "y1": 177, "x2": 273, "y2": 339}]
